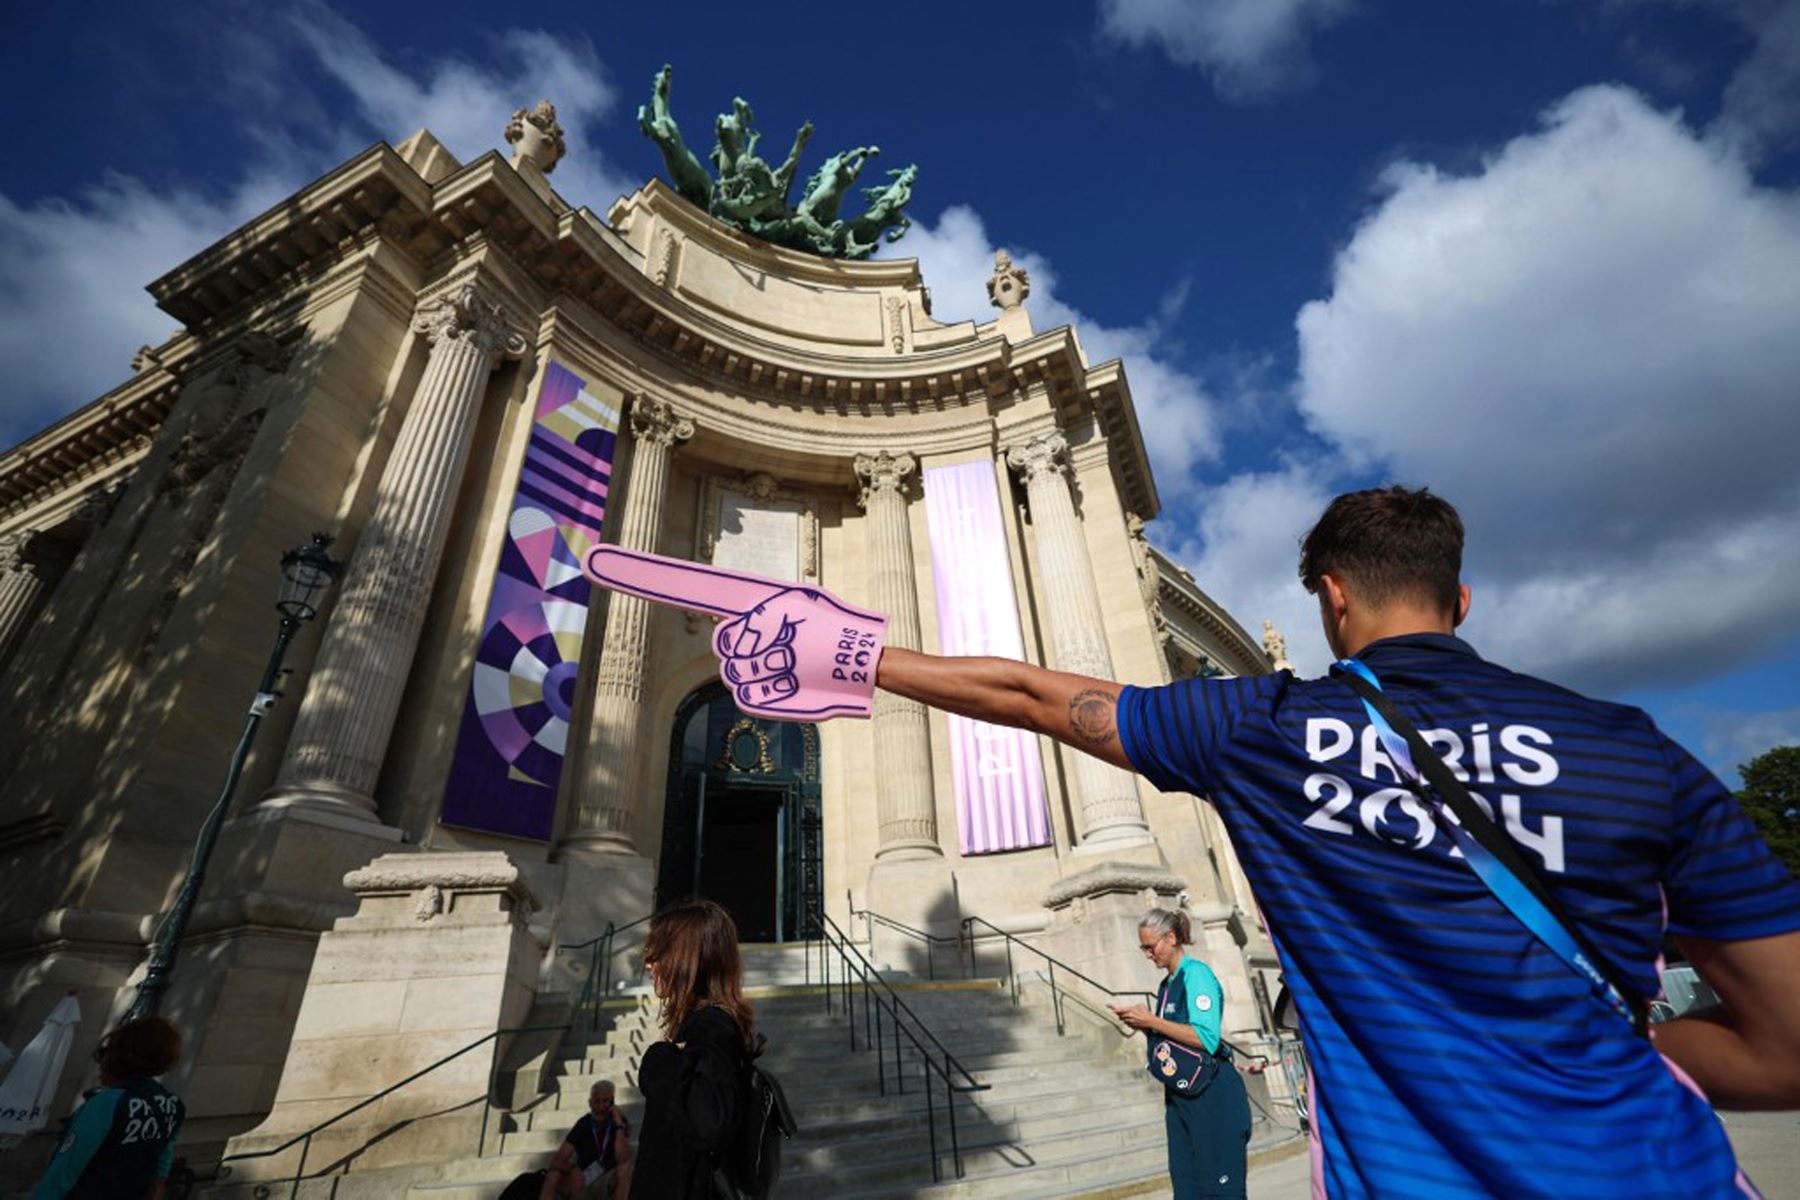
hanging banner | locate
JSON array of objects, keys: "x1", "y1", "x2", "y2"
[
  {"x1": 441, "y1": 360, "x2": 620, "y2": 840},
  {"x1": 922, "y1": 461, "x2": 1051, "y2": 854}
]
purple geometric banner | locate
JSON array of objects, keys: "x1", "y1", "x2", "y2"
[
  {"x1": 440, "y1": 360, "x2": 620, "y2": 840},
  {"x1": 922, "y1": 461, "x2": 1051, "y2": 854}
]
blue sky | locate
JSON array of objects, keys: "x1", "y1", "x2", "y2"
[{"x1": 4, "y1": 0, "x2": 1797, "y2": 781}]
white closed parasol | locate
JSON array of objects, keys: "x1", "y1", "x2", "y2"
[{"x1": 0, "y1": 992, "x2": 82, "y2": 1144}]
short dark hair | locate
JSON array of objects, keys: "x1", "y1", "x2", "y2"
[
  {"x1": 94, "y1": 1017, "x2": 182, "y2": 1079},
  {"x1": 1299, "y1": 486, "x2": 1464, "y2": 615}
]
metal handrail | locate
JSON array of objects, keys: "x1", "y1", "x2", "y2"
[
  {"x1": 215, "y1": 1022, "x2": 570, "y2": 1198},
  {"x1": 821, "y1": 908, "x2": 982, "y2": 1090},
  {"x1": 806, "y1": 906, "x2": 988, "y2": 1181},
  {"x1": 566, "y1": 914, "x2": 653, "y2": 1037},
  {"x1": 959, "y1": 915, "x2": 1154, "y2": 1036},
  {"x1": 957, "y1": 914, "x2": 1273, "y2": 1068},
  {"x1": 849, "y1": 906, "x2": 961, "y2": 980}
]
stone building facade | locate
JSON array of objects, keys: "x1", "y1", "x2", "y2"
[{"x1": 0, "y1": 113, "x2": 1277, "y2": 1154}]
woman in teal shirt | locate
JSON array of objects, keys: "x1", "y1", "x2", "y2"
[{"x1": 1112, "y1": 908, "x2": 1251, "y2": 1199}]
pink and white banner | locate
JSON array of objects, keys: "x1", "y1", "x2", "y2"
[{"x1": 922, "y1": 461, "x2": 1051, "y2": 854}]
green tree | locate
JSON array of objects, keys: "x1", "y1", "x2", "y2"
[{"x1": 1736, "y1": 745, "x2": 1800, "y2": 880}]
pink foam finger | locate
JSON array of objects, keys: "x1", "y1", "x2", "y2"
[{"x1": 584, "y1": 545, "x2": 789, "y2": 618}]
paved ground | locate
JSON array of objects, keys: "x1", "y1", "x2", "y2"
[{"x1": 1244, "y1": 1111, "x2": 1800, "y2": 1198}]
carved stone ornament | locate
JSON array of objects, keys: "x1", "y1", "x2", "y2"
[
  {"x1": 883, "y1": 295, "x2": 906, "y2": 353},
  {"x1": 413, "y1": 883, "x2": 445, "y2": 923},
  {"x1": 1004, "y1": 431, "x2": 1069, "y2": 484},
  {"x1": 412, "y1": 283, "x2": 530, "y2": 364},
  {"x1": 160, "y1": 330, "x2": 293, "y2": 503},
  {"x1": 650, "y1": 226, "x2": 680, "y2": 287},
  {"x1": 1042, "y1": 862, "x2": 1187, "y2": 910},
  {"x1": 987, "y1": 250, "x2": 1031, "y2": 312},
  {"x1": 344, "y1": 850, "x2": 540, "y2": 911},
  {"x1": 1262, "y1": 619, "x2": 1294, "y2": 672},
  {"x1": 853, "y1": 449, "x2": 917, "y2": 509},
  {"x1": 75, "y1": 484, "x2": 122, "y2": 530},
  {"x1": 629, "y1": 395, "x2": 696, "y2": 447},
  {"x1": 743, "y1": 472, "x2": 781, "y2": 502},
  {"x1": 505, "y1": 100, "x2": 566, "y2": 174}
]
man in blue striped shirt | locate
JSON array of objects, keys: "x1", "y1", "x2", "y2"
[{"x1": 876, "y1": 486, "x2": 1800, "y2": 1198}]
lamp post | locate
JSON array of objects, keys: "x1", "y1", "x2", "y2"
[{"x1": 125, "y1": 533, "x2": 343, "y2": 1023}]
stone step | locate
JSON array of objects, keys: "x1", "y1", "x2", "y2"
[
  {"x1": 562, "y1": 1013, "x2": 1047, "y2": 1067},
  {"x1": 502, "y1": 1087, "x2": 1164, "y2": 1161},
  {"x1": 782, "y1": 1118, "x2": 1169, "y2": 1192},
  {"x1": 560, "y1": 1034, "x2": 1125, "y2": 1082},
  {"x1": 516, "y1": 1071, "x2": 1155, "y2": 1138},
  {"x1": 544, "y1": 1058, "x2": 1147, "y2": 1114}
]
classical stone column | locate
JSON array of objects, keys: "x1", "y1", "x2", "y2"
[
  {"x1": 566, "y1": 396, "x2": 693, "y2": 849},
  {"x1": 1006, "y1": 432, "x2": 1150, "y2": 844},
  {"x1": 854, "y1": 451, "x2": 939, "y2": 858},
  {"x1": 0, "y1": 531, "x2": 51, "y2": 674},
  {"x1": 267, "y1": 282, "x2": 527, "y2": 818}
]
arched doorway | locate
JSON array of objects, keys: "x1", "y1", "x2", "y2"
[{"x1": 657, "y1": 682, "x2": 821, "y2": 942}]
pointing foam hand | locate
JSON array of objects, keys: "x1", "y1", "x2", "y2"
[{"x1": 583, "y1": 546, "x2": 888, "y2": 722}]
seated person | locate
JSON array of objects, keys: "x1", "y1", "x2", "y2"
[{"x1": 540, "y1": 1080, "x2": 631, "y2": 1199}]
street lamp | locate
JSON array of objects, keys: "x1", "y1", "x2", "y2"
[{"x1": 125, "y1": 533, "x2": 343, "y2": 1022}]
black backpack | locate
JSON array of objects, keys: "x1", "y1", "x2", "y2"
[{"x1": 711, "y1": 1033, "x2": 797, "y2": 1200}]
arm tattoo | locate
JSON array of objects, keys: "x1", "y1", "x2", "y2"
[{"x1": 1068, "y1": 688, "x2": 1119, "y2": 748}]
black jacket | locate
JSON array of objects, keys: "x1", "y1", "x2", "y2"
[{"x1": 630, "y1": 1006, "x2": 748, "y2": 1199}]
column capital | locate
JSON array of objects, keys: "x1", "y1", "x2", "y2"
[
  {"x1": 0, "y1": 529, "x2": 61, "y2": 580},
  {"x1": 628, "y1": 395, "x2": 695, "y2": 448},
  {"x1": 853, "y1": 449, "x2": 918, "y2": 509},
  {"x1": 0, "y1": 531, "x2": 31, "y2": 575},
  {"x1": 1004, "y1": 431, "x2": 1070, "y2": 484},
  {"x1": 412, "y1": 282, "x2": 529, "y2": 363}
]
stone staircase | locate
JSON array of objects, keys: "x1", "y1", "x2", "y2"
[{"x1": 204, "y1": 944, "x2": 1299, "y2": 1198}]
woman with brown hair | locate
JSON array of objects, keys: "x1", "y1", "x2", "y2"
[{"x1": 630, "y1": 899, "x2": 754, "y2": 1200}]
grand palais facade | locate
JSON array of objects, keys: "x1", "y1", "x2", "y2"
[{"x1": 0, "y1": 101, "x2": 1283, "y2": 1170}]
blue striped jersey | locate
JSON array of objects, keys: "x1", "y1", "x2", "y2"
[{"x1": 1116, "y1": 633, "x2": 1800, "y2": 1199}]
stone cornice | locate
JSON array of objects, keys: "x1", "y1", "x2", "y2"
[
  {"x1": 149, "y1": 143, "x2": 435, "y2": 327},
  {"x1": 0, "y1": 350, "x2": 188, "y2": 519},
  {"x1": 343, "y1": 850, "x2": 538, "y2": 909},
  {"x1": 1043, "y1": 862, "x2": 1188, "y2": 909},
  {"x1": 1148, "y1": 543, "x2": 1270, "y2": 676},
  {"x1": 56, "y1": 136, "x2": 1160, "y2": 522}
]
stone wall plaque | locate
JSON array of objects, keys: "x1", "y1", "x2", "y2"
[{"x1": 697, "y1": 473, "x2": 818, "y2": 585}]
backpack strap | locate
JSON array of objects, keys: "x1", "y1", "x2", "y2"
[{"x1": 1335, "y1": 659, "x2": 1648, "y2": 1035}]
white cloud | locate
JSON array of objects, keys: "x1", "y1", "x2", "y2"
[
  {"x1": 896, "y1": 204, "x2": 1222, "y2": 489},
  {"x1": 0, "y1": 178, "x2": 265, "y2": 447},
  {"x1": 1285, "y1": 84, "x2": 1800, "y2": 691},
  {"x1": 287, "y1": 3, "x2": 633, "y2": 214},
  {"x1": 0, "y1": 5, "x2": 629, "y2": 449},
  {"x1": 1714, "y1": 0, "x2": 1800, "y2": 160},
  {"x1": 1165, "y1": 465, "x2": 1338, "y2": 675},
  {"x1": 1696, "y1": 704, "x2": 1800, "y2": 782},
  {"x1": 1098, "y1": 0, "x2": 1357, "y2": 101},
  {"x1": 1594, "y1": 0, "x2": 1800, "y2": 162}
]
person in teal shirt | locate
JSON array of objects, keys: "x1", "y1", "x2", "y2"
[
  {"x1": 32, "y1": 1017, "x2": 185, "y2": 1200},
  {"x1": 1112, "y1": 909, "x2": 1251, "y2": 1199}
]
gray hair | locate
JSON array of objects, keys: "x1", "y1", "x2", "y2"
[
  {"x1": 1138, "y1": 907, "x2": 1192, "y2": 946},
  {"x1": 590, "y1": 1079, "x2": 615, "y2": 1098}
]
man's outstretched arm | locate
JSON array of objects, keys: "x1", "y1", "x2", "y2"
[
  {"x1": 1651, "y1": 930, "x2": 1800, "y2": 1109},
  {"x1": 876, "y1": 647, "x2": 1135, "y2": 772}
]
